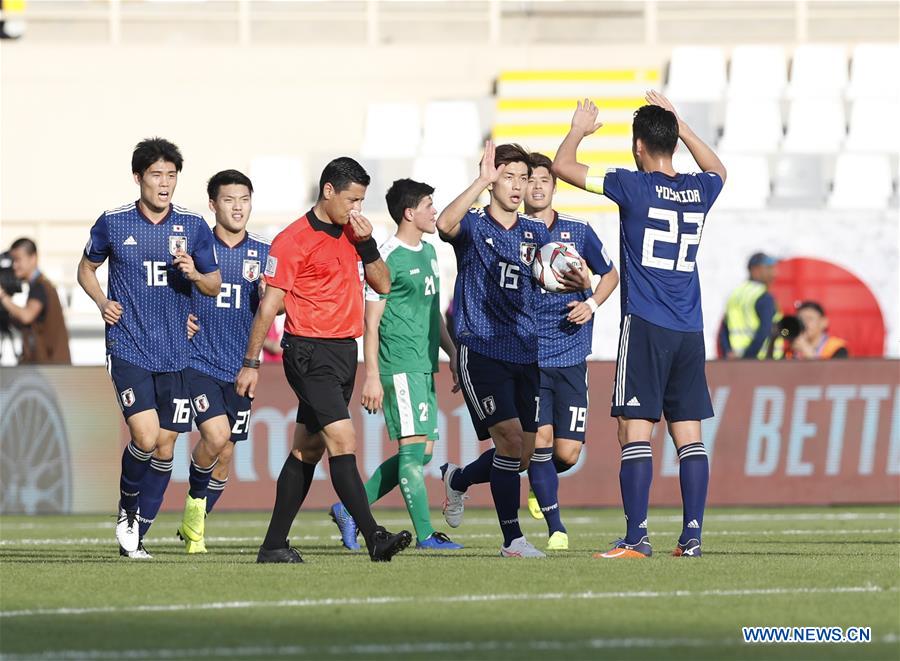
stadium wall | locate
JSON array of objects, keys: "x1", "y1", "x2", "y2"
[{"x1": 2, "y1": 362, "x2": 897, "y2": 515}]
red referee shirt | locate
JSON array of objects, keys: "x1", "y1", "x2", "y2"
[{"x1": 264, "y1": 209, "x2": 364, "y2": 339}]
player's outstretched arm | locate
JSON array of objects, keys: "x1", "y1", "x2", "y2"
[
  {"x1": 361, "y1": 299, "x2": 386, "y2": 413},
  {"x1": 437, "y1": 140, "x2": 504, "y2": 240},
  {"x1": 77, "y1": 254, "x2": 122, "y2": 325},
  {"x1": 235, "y1": 285, "x2": 286, "y2": 398},
  {"x1": 645, "y1": 90, "x2": 727, "y2": 182},
  {"x1": 552, "y1": 99, "x2": 603, "y2": 191},
  {"x1": 565, "y1": 266, "x2": 619, "y2": 325}
]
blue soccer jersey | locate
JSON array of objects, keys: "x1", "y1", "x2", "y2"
[
  {"x1": 535, "y1": 212, "x2": 614, "y2": 367},
  {"x1": 85, "y1": 202, "x2": 219, "y2": 372},
  {"x1": 447, "y1": 207, "x2": 551, "y2": 364},
  {"x1": 593, "y1": 169, "x2": 723, "y2": 332},
  {"x1": 189, "y1": 232, "x2": 271, "y2": 382}
]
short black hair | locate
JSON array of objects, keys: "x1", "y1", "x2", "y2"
[
  {"x1": 797, "y1": 300, "x2": 826, "y2": 316},
  {"x1": 207, "y1": 169, "x2": 254, "y2": 200},
  {"x1": 495, "y1": 143, "x2": 532, "y2": 175},
  {"x1": 529, "y1": 152, "x2": 556, "y2": 185},
  {"x1": 385, "y1": 178, "x2": 435, "y2": 224},
  {"x1": 318, "y1": 157, "x2": 370, "y2": 199},
  {"x1": 10, "y1": 238, "x2": 36, "y2": 255},
  {"x1": 132, "y1": 137, "x2": 184, "y2": 175},
  {"x1": 632, "y1": 105, "x2": 679, "y2": 156}
]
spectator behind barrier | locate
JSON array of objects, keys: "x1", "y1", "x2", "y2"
[
  {"x1": 786, "y1": 300, "x2": 849, "y2": 359},
  {"x1": 0, "y1": 238, "x2": 71, "y2": 364},
  {"x1": 719, "y1": 252, "x2": 783, "y2": 360}
]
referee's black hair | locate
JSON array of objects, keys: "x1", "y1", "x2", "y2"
[
  {"x1": 318, "y1": 157, "x2": 371, "y2": 198},
  {"x1": 132, "y1": 137, "x2": 184, "y2": 175},
  {"x1": 385, "y1": 178, "x2": 435, "y2": 224},
  {"x1": 632, "y1": 105, "x2": 679, "y2": 155},
  {"x1": 207, "y1": 169, "x2": 254, "y2": 200}
]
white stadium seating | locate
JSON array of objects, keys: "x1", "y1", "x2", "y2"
[
  {"x1": 727, "y1": 45, "x2": 787, "y2": 99},
  {"x1": 665, "y1": 46, "x2": 728, "y2": 102},
  {"x1": 828, "y1": 153, "x2": 894, "y2": 209},
  {"x1": 782, "y1": 98, "x2": 846, "y2": 154},
  {"x1": 718, "y1": 99, "x2": 783, "y2": 153},
  {"x1": 786, "y1": 44, "x2": 848, "y2": 99}
]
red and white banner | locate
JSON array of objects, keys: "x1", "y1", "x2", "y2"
[{"x1": 1, "y1": 362, "x2": 897, "y2": 514}]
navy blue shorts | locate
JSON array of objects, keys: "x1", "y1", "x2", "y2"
[
  {"x1": 457, "y1": 344, "x2": 540, "y2": 441},
  {"x1": 610, "y1": 314, "x2": 713, "y2": 423},
  {"x1": 107, "y1": 355, "x2": 192, "y2": 433},
  {"x1": 184, "y1": 367, "x2": 253, "y2": 442},
  {"x1": 538, "y1": 362, "x2": 589, "y2": 442}
]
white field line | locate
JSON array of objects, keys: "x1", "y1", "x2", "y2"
[
  {"x1": 1, "y1": 585, "x2": 896, "y2": 620},
  {"x1": 1, "y1": 528, "x2": 898, "y2": 547},
  {"x1": 4, "y1": 634, "x2": 900, "y2": 660},
  {"x1": 1, "y1": 510, "x2": 897, "y2": 531}
]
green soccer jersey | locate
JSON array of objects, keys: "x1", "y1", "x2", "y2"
[{"x1": 366, "y1": 236, "x2": 441, "y2": 375}]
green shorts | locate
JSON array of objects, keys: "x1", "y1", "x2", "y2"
[{"x1": 381, "y1": 372, "x2": 439, "y2": 441}]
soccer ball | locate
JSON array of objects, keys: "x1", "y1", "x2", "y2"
[{"x1": 532, "y1": 242, "x2": 582, "y2": 292}]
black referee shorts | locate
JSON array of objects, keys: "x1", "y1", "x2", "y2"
[{"x1": 282, "y1": 334, "x2": 358, "y2": 434}]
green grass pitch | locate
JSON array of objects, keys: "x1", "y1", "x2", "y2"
[{"x1": 1, "y1": 506, "x2": 898, "y2": 660}]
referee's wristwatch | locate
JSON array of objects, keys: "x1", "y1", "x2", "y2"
[{"x1": 242, "y1": 357, "x2": 261, "y2": 369}]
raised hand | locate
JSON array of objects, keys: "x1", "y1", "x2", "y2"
[
  {"x1": 173, "y1": 251, "x2": 198, "y2": 281},
  {"x1": 348, "y1": 210, "x2": 373, "y2": 243},
  {"x1": 478, "y1": 139, "x2": 506, "y2": 184},
  {"x1": 570, "y1": 98, "x2": 603, "y2": 137},
  {"x1": 645, "y1": 90, "x2": 682, "y2": 127}
]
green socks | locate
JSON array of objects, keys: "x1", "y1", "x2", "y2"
[
  {"x1": 364, "y1": 450, "x2": 433, "y2": 504},
  {"x1": 398, "y1": 442, "x2": 435, "y2": 542},
  {"x1": 364, "y1": 454, "x2": 399, "y2": 504}
]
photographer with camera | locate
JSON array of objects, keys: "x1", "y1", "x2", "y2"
[
  {"x1": 786, "y1": 301, "x2": 849, "y2": 360},
  {"x1": 718, "y1": 252, "x2": 784, "y2": 360},
  {"x1": 0, "y1": 238, "x2": 70, "y2": 364}
]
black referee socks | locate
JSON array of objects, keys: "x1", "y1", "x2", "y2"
[
  {"x1": 329, "y1": 454, "x2": 378, "y2": 545},
  {"x1": 262, "y1": 454, "x2": 316, "y2": 550}
]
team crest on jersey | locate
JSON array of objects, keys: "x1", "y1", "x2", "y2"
[
  {"x1": 243, "y1": 259, "x2": 261, "y2": 282},
  {"x1": 519, "y1": 242, "x2": 536, "y2": 265},
  {"x1": 193, "y1": 394, "x2": 210, "y2": 413},
  {"x1": 120, "y1": 388, "x2": 135, "y2": 408},
  {"x1": 482, "y1": 396, "x2": 496, "y2": 415},
  {"x1": 431, "y1": 259, "x2": 439, "y2": 275},
  {"x1": 168, "y1": 235, "x2": 187, "y2": 256}
]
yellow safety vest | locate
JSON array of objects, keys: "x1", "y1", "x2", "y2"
[{"x1": 725, "y1": 281, "x2": 784, "y2": 359}]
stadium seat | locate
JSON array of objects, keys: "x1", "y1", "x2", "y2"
[
  {"x1": 360, "y1": 102, "x2": 421, "y2": 159},
  {"x1": 828, "y1": 153, "x2": 894, "y2": 209},
  {"x1": 786, "y1": 44, "x2": 848, "y2": 99},
  {"x1": 770, "y1": 155, "x2": 828, "y2": 207},
  {"x1": 411, "y1": 156, "x2": 472, "y2": 212},
  {"x1": 727, "y1": 45, "x2": 787, "y2": 99},
  {"x1": 782, "y1": 99, "x2": 846, "y2": 154},
  {"x1": 845, "y1": 98, "x2": 900, "y2": 153},
  {"x1": 712, "y1": 154, "x2": 769, "y2": 209},
  {"x1": 421, "y1": 100, "x2": 482, "y2": 157},
  {"x1": 665, "y1": 46, "x2": 727, "y2": 102},
  {"x1": 847, "y1": 43, "x2": 900, "y2": 100},
  {"x1": 718, "y1": 99, "x2": 783, "y2": 153}
]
